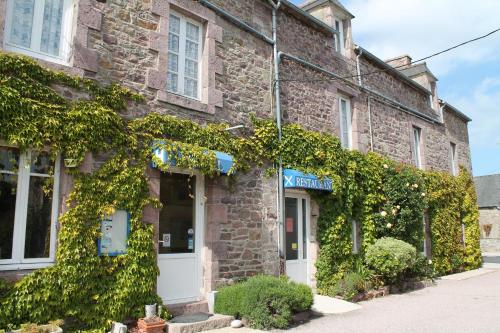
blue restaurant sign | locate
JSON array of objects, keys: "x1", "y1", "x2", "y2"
[{"x1": 283, "y1": 169, "x2": 333, "y2": 191}]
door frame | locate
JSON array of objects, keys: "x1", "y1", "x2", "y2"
[
  {"x1": 284, "y1": 190, "x2": 312, "y2": 286},
  {"x1": 157, "y1": 167, "x2": 205, "y2": 304}
]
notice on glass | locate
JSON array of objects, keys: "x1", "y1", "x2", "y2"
[
  {"x1": 286, "y1": 218, "x2": 294, "y2": 233},
  {"x1": 162, "y1": 233, "x2": 171, "y2": 247},
  {"x1": 99, "y1": 210, "x2": 128, "y2": 256}
]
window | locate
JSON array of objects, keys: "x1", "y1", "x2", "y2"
[
  {"x1": 450, "y1": 142, "x2": 458, "y2": 176},
  {"x1": 351, "y1": 220, "x2": 360, "y2": 254},
  {"x1": 333, "y1": 18, "x2": 345, "y2": 55},
  {"x1": 412, "y1": 126, "x2": 422, "y2": 169},
  {"x1": 0, "y1": 147, "x2": 60, "y2": 269},
  {"x1": 167, "y1": 11, "x2": 203, "y2": 100},
  {"x1": 4, "y1": 0, "x2": 74, "y2": 64},
  {"x1": 339, "y1": 96, "x2": 352, "y2": 149}
]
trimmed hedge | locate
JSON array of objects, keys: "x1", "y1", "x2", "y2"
[
  {"x1": 214, "y1": 275, "x2": 313, "y2": 329},
  {"x1": 365, "y1": 237, "x2": 417, "y2": 284}
]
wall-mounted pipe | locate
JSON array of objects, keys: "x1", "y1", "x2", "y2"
[
  {"x1": 356, "y1": 48, "x2": 363, "y2": 86},
  {"x1": 368, "y1": 96, "x2": 374, "y2": 152}
]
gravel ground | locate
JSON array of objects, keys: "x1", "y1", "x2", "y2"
[{"x1": 275, "y1": 267, "x2": 500, "y2": 333}]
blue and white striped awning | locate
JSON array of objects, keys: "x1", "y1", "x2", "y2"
[
  {"x1": 283, "y1": 168, "x2": 333, "y2": 191},
  {"x1": 153, "y1": 146, "x2": 234, "y2": 174}
]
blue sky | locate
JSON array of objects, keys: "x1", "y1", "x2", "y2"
[{"x1": 290, "y1": 0, "x2": 500, "y2": 176}]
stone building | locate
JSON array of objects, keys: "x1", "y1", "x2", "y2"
[
  {"x1": 0, "y1": 0, "x2": 472, "y2": 306},
  {"x1": 475, "y1": 174, "x2": 500, "y2": 252}
]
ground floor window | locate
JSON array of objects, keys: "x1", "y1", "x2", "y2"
[{"x1": 0, "y1": 146, "x2": 60, "y2": 268}]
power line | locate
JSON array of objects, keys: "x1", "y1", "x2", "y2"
[{"x1": 279, "y1": 27, "x2": 500, "y2": 84}]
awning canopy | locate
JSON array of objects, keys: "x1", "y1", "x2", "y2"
[
  {"x1": 283, "y1": 168, "x2": 333, "y2": 191},
  {"x1": 153, "y1": 146, "x2": 234, "y2": 174}
]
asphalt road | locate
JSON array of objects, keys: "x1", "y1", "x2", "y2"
[{"x1": 279, "y1": 266, "x2": 500, "y2": 333}]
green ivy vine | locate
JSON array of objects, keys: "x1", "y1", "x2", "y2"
[{"x1": 0, "y1": 52, "x2": 482, "y2": 330}]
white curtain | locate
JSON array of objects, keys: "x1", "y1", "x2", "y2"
[
  {"x1": 40, "y1": 0, "x2": 64, "y2": 56},
  {"x1": 9, "y1": 0, "x2": 35, "y2": 48}
]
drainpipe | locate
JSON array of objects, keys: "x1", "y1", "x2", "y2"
[
  {"x1": 269, "y1": 0, "x2": 284, "y2": 268},
  {"x1": 356, "y1": 49, "x2": 374, "y2": 152},
  {"x1": 356, "y1": 48, "x2": 363, "y2": 86}
]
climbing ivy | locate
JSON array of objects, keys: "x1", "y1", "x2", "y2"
[{"x1": 0, "y1": 52, "x2": 481, "y2": 329}]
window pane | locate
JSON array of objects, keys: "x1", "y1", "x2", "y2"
[
  {"x1": 185, "y1": 59, "x2": 198, "y2": 78},
  {"x1": 0, "y1": 147, "x2": 20, "y2": 172},
  {"x1": 169, "y1": 15, "x2": 180, "y2": 34},
  {"x1": 168, "y1": 53, "x2": 178, "y2": 72},
  {"x1": 186, "y1": 22, "x2": 199, "y2": 41},
  {"x1": 9, "y1": 0, "x2": 35, "y2": 48},
  {"x1": 167, "y1": 72, "x2": 178, "y2": 92},
  {"x1": 30, "y1": 151, "x2": 51, "y2": 174},
  {"x1": 340, "y1": 100, "x2": 349, "y2": 147},
  {"x1": 184, "y1": 78, "x2": 198, "y2": 98},
  {"x1": 159, "y1": 173, "x2": 196, "y2": 254},
  {"x1": 40, "y1": 0, "x2": 64, "y2": 56},
  {"x1": 285, "y1": 197, "x2": 299, "y2": 260},
  {"x1": 0, "y1": 173, "x2": 18, "y2": 260},
  {"x1": 24, "y1": 176, "x2": 52, "y2": 258},
  {"x1": 168, "y1": 33, "x2": 179, "y2": 52},
  {"x1": 185, "y1": 40, "x2": 198, "y2": 60}
]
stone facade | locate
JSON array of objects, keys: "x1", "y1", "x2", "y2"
[
  {"x1": 0, "y1": 0, "x2": 472, "y2": 293},
  {"x1": 478, "y1": 208, "x2": 500, "y2": 252}
]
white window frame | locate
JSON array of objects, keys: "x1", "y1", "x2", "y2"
[
  {"x1": 412, "y1": 126, "x2": 422, "y2": 169},
  {"x1": 339, "y1": 95, "x2": 352, "y2": 149},
  {"x1": 0, "y1": 147, "x2": 60, "y2": 271},
  {"x1": 351, "y1": 220, "x2": 360, "y2": 254},
  {"x1": 450, "y1": 142, "x2": 458, "y2": 176},
  {"x1": 333, "y1": 17, "x2": 345, "y2": 55},
  {"x1": 167, "y1": 10, "x2": 203, "y2": 101},
  {"x1": 4, "y1": 0, "x2": 74, "y2": 65}
]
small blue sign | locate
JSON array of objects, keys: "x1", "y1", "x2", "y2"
[{"x1": 283, "y1": 169, "x2": 333, "y2": 191}]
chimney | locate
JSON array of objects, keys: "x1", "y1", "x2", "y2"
[{"x1": 385, "y1": 55, "x2": 412, "y2": 69}]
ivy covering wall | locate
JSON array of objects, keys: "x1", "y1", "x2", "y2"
[{"x1": 0, "y1": 53, "x2": 482, "y2": 330}]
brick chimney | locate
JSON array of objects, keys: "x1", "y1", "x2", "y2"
[{"x1": 385, "y1": 55, "x2": 412, "y2": 69}]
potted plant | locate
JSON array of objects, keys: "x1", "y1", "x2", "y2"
[{"x1": 137, "y1": 316, "x2": 166, "y2": 333}]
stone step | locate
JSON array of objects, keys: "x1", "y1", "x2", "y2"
[
  {"x1": 166, "y1": 314, "x2": 234, "y2": 333},
  {"x1": 167, "y1": 301, "x2": 210, "y2": 317}
]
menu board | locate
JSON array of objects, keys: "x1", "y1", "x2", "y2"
[{"x1": 98, "y1": 210, "x2": 129, "y2": 256}]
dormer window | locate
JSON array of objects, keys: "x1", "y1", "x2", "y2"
[{"x1": 334, "y1": 18, "x2": 345, "y2": 55}]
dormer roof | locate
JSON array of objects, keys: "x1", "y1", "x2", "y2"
[{"x1": 300, "y1": 0, "x2": 355, "y2": 19}]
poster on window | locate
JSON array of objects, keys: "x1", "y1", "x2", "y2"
[{"x1": 98, "y1": 210, "x2": 130, "y2": 256}]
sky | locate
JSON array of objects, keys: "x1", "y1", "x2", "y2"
[{"x1": 291, "y1": 0, "x2": 500, "y2": 176}]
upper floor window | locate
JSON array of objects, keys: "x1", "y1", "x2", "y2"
[
  {"x1": 339, "y1": 96, "x2": 352, "y2": 149},
  {"x1": 333, "y1": 18, "x2": 345, "y2": 55},
  {"x1": 167, "y1": 11, "x2": 203, "y2": 100},
  {"x1": 412, "y1": 126, "x2": 422, "y2": 169},
  {"x1": 4, "y1": 0, "x2": 74, "y2": 64},
  {"x1": 0, "y1": 146, "x2": 60, "y2": 269},
  {"x1": 450, "y1": 142, "x2": 458, "y2": 176}
]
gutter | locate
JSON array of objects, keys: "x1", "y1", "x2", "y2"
[{"x1": 439, "y1": 100, "x2": 472, "y2": 123}]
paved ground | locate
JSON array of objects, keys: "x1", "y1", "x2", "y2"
[{"x1": 207, "y1": 255, "x2": 500, "y2": 333}]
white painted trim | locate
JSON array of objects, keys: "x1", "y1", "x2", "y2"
[
  {"x1": 339, "y1": 95, "x2": 352, "y2": 149},
  {"x1": 284, "y1": 192, "x2": 312, "y2": 286},
  {"x1": 157, "y1": 168, "x2": 205, "y2": 303},
  {"x1": 412, "y1": 126, "x2": 422, "y2": 169},
  {"x1": 0, "y1": 148, "x2": 59, "y2": 268},
  {"x1": 4, "y1": 0, "x2": 74, "y2": 65},
  {"x1": 167, "y1": 10, "x2": 203, "y2": 100}
]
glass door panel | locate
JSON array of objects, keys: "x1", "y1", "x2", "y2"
[
  {"x1": 285, "y1": 197, "x2": 299, "y2": 260},
  {"x1": 159, "y1": 173, "x2": 196, "y2": 254},
  {"x1": 0, "y1": 147, "x2": 19, "y2": 260}
]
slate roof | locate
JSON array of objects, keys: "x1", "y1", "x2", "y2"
[{"x1": 475, "y1": 174, "x2": 500, "y2": 208}]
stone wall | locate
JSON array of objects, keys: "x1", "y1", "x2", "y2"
[{"x1": 479, "y1": 208, "x2": 500, "y2": 252}]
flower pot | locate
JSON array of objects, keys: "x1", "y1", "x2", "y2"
[{"x1": 137, "y1": 317, "x2": 166, "y2": 333}]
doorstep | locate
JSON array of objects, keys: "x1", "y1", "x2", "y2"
[
  {"x1": 166, "y1": 314, "x2": 233, "y2": 333},
  {"x1": 167, "y1": 300, "x2": 209, "y2": 317}
]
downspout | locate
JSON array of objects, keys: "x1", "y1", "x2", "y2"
[
  {"x1": 269, "y1": 0, "x2": 284, "y2": 269},
  {"x1": 356, "y1": 49, "x2": 373, "y2": 151}
]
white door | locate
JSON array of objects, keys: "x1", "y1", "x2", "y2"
[
  {"x1": 284, "y1": 194, "x2": 310, "y2": 285},
  {"x1": 157, "y1": 171, "x2": 204, "y2": 304}
]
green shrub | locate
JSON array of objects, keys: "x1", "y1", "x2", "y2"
[
  {"x1": 214, "y1": 275, "x2": 313, "y2": 329},
  {"x1": 365, "y1": 237, "x2": 417, "y2": 284},
  {"x1": 406, "y1": 254, "x2": 435, "y2": 280},
  {"x1": 0, "y1": 279, "x2": 12, "y2": 298}
]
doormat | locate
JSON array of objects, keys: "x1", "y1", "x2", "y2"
[{"x1": 169, "y1": 312, "x2": 212, "y2": 323}]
